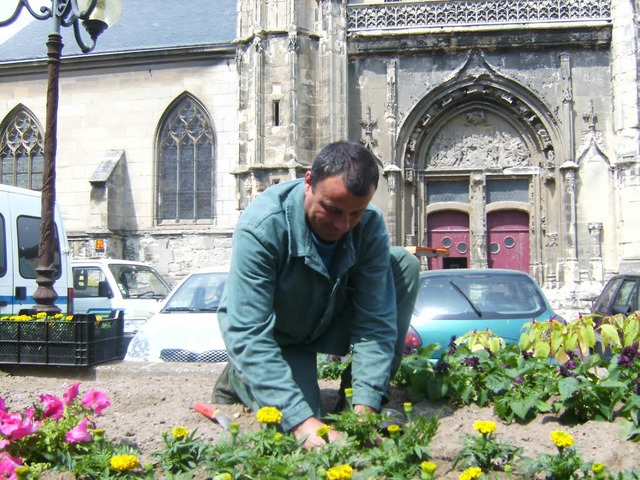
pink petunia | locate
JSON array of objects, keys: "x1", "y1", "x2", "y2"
[
  {"x1": 0, "y1": 438, "x2": 10, "y2": 449},
  {"x1": 40, "y1": 393, "x2": 65, "y2": 420},
  {"x1": 0, "y1": 451, "x2": 23, "y2": 477},
  {"x1": 0, "y1": 408, "x2": 39, "y2": 441},
  {"x1": 65, "y1": 417, "x2": 93, "y2": 443},
  {"x1": 63, "y1": 382, "x2": 81, "y2": 406},
  {"x1": 81, "y1": 389, "x2": 111, "y2": 416},
  {"x1": 0, "y1": 397, "x2": 6, "y2": 413}
]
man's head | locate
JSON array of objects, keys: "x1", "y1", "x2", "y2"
[{"x1": 304, "y1": 141, "x2": 379, "y2": 243}]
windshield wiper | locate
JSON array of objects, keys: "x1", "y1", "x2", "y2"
[
  {"x1": 449, "y1": 281, "x2": 482, "y2": 318},
  {"x1": 163, "y1": 306, "x2": 196, "y2": 312}
]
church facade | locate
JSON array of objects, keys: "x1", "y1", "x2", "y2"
[{"x1": 0, "y1": 0, "x2": 638, "y2": 314}]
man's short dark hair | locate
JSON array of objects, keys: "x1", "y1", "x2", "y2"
[{"x1": 309, "y1": 141, "x2": 379, "y2": 196}]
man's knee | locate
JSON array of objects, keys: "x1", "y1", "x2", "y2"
[{"x1": 389, "y1": 246, "x2": 420, "y2": 297}]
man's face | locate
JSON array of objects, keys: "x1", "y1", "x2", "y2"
[{"x1": 303, "y1": 171, "x2": 375, "y2": 243}]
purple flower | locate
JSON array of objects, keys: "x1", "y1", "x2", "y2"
[
  {"x1": 462, "y1": 356, "x2": 483, "y2": 372},
  {"x1": 617, "y1": 343, "x2": 640, "y2": 368},
  {"x1": 513, "y1": 376, "x2": 524, "y2": 385},
  {"x1": 556, "y1": 365, "x2": 577, "y2": 378},
  {"x1": 434, "y1": 360, "x2": 450, "y2": 373},
  {"x1": 522, "y1": 350, "x2": 534, "y2": 360},
  {"x1": 635, "y1": 376, "x2": 640, "y2": 396},
  {"x1": 66, "y1": 417, "x2": 93, "y2": 443},
  {"x1": 447, "y1": 336, "x2": 457, "y2": 355}
]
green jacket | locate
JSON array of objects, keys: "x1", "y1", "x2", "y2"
[{"x1": 218, "y1": 179, "x2": 397, "y2": 430}]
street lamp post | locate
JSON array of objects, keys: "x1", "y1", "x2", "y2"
[{"x1": 0, "y1": 0, "x2": 121, "y2": 314}]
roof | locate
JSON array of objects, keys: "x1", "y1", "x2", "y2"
[{"x1": 0, "y1": 0, "x2": 237, "y2": 62}]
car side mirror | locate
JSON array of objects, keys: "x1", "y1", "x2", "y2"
[{"x1": 98, "y1": 280, "x2": 114, "y2": 299}]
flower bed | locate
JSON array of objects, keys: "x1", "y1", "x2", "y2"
[{"x1": 0, "y1": 311, "x2": 124, "y2": 366}]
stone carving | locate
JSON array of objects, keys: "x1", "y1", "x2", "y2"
[
  {"x1": 360, "y1": 106, "x2": 378, "y2": 153},
  {"x1": 546, "y1": 233, "x2": 559, "y2": 247},
  {"x1": 347, "y1": 0, "x2": 611, "y2": 32},
  {"x1": 386, "y1": 59, "x2": 398, "y2": 119},
  {"x1": 560, "y1": 52, "x2": 573, "y2": 102},
  {"x1": 427, "y1": 112, "x2": 531, "y2": 170}
]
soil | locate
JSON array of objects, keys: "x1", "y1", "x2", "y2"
[{"x1": 1, "y1": 360, "x2": 640, "y2": 479}]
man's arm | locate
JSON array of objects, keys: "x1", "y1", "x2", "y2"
[{"x1": 218, "y1": 225, "x2": 315, "y2": 431}]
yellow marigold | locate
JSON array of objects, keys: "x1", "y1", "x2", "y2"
[
  {"x1": 53, "y1": 313, "x2": 64, "y2": 320},
  {"x1": 316, "y1": 425, "x2": 331, "y2": 438},
  {"x1": 459, "y1": 466, "x2": 483, "y2": 480},
  {"x1": 421, "y1": 461, "x2": 437, "y2": 474},
  {"x1": 171, "y1": 426, "x2": 189, "y2": 439},
  {"x1": 273, "y1": 432, "x2": 284, "y2": 443},
  {"x1": 110, "y1": 454, "x2": 140, "y2": 471},
  {"x1": 35, "y1": 312, "x2": 47, "y2": 319},
  {"x1": 65, "y1": 315, "x2": 74, "y2": 321},
  {"x1": 213, "y1": 473, "x2": 232, "y2": 480},
  {"x1": 550, "y1": 430, "x2": 574, "y2": 449},
  {"x1": 256, "y1": 406, "x2": 283, "y2": 424},
  {"x1": 473, "y1": 420, "x2": 497, "y2": 435},
  {"x1": 326, "y1": 464, "x2": 353, "y2": 480},
  {"x1": 388, "y1": 424, "x2": 400, "y2": 435},
  {"x1": 343, "y1": 387, "x2": 353, "y2": 399},
  {"x1": 592, "y1": 463, "x2": 605, "y2": 474}
]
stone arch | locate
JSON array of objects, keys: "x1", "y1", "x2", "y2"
[
  {"x1": 396, "y1": 49, "x2": 562, "y2": 279},
  {"x1": 154, "y1": 92, "x2": 217, "y2": 225}
]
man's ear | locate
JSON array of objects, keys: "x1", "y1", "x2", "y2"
[{"x1": 304, "y1": 171, "x2": 313, "y2": 191}]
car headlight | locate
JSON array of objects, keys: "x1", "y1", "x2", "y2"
[{"x1": 125, "y1": 331, "x2": 149, "y2": 360}]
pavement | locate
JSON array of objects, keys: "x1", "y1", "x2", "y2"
[{"x1": 0, "y1": 359, "x2": 228, "y2": 380}]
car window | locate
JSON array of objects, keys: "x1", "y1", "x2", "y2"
[
  {"x1": 415, "y1": 273, "x2": 546, "y2": 319},
  {"x1": 164, "y1": 272, "x2": 227, "y2": 311},
  {"x1": 593, "y1": 277, "x2": 625, "y2": 314},
  {"x1": 611, "y1": 279, "x2": 639, "y2": 314}
]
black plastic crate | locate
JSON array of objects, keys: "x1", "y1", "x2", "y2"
[{"x1": 0, "y1": 311, "x2": 125, "y2": 366}]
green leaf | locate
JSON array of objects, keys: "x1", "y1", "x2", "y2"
[
  {"x1": 558, "y1": 376, "x2": 581, "y2": 399},
  {"x1": 533, "y1": 341, "x2": 550, "y2": 359}
]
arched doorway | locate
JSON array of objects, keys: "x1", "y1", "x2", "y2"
[
  {"x1": 427, "y1": 211, "x2": 469, "y2": 270},
  {"x1": 487, "y1": 210, "x2": 530, "y2": 271}
]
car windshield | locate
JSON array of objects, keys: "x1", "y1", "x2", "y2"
[
  {"x1": 162, "y1": 272, "x2": 227, "y2": 312},
  {"x1": 414, "y1": 272, "x2": 547, "y2": 319},
  {"x1": 108, "y1": 264, "x2": 171, "y2": 300}
]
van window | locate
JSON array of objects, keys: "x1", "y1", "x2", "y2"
[
  {"x1": 0, "y1": 214, "x2": 6, "y2": 277},
  {"x1": 73, "y1": 267, "x2": 107, "y2": 298},
  {"x1": 17, "y1": 215, "x2": 62, "y2": 280}
]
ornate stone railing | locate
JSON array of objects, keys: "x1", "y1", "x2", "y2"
[{"x1": 347, "y1": 0, "x2": 611, "y2": 32}]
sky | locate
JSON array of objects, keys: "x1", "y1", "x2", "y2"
[{"x1": 0, "y1": 1, "x2": 47, "y2": 45}]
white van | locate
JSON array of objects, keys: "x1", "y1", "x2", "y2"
[
  {"x1": 71, "y1": 258, "x2": 171, "y2": 339},
  {"x1": 0, "y1": 184, "x2": 74, "y2": 316}
]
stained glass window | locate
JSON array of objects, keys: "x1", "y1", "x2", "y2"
[
  {"x1": 0, "y1": 108, "x2": 44, "y2": 190},
  {"x1": 158, "y1": 96, "x2": 215, "y2": 223}
]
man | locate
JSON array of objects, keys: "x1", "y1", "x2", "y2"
[{"x1": 215, "y1": 141, "x2": 419, "y2": 449}]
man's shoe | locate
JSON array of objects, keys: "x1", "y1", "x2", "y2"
[{"x1": 213, "y1": 363, "x2": 241, "y2": 405}]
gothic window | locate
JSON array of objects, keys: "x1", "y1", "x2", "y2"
[
  {"x1": 426, "y1": 180, "x2": 469, "y2": 204},
  {"x1": 157, "y1": 95, "x2": 215, "y2": 223},
  {"x1": 0, "y1": 107, "x2": 44, "y2": 190}
]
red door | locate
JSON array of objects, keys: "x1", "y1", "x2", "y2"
[
  {"x1": 426, "y1": 211, "x2": 470, "y2": 270},
  {"x1": 487, "y1": 210, "x2": 530, "y2": 272}
]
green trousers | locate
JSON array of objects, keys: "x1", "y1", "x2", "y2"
[{"x1": 213, "y1": 246, "x2": 420, "y2": 424}]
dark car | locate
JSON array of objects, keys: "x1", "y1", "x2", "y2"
[{"x1": 591, "y1": 274, "x2": 640, "y2": 324}]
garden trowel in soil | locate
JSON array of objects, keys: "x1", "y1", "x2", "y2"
[{"x1": 194, "y1": 402, "x2": 232, "y2": 430}]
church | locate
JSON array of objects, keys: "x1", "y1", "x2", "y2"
[{"x1": 0, "y1": 0, "x2": 637, "y2": 314}]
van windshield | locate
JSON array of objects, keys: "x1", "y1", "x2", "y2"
[{"x1": 108, "y1": 264, "x2": 171, "y2": 300}]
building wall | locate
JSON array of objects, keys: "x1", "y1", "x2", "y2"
[{"x1": 0, "y1": 57, "x2": 239, "y2": 283}]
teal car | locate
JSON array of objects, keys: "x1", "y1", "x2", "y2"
[{"x1": 404, "y1": 268, "x2": 565, "y2": 357}]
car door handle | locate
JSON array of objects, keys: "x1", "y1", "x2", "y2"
[{"x1": 0, "y1": 300, "x2": 7, "y2": 307}]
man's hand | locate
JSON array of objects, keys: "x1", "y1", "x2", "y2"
[
  {"x1": 291, "y1": 417, "x2": 344, "y2": 450},
  {"x1": 353, "y1": 404, "x2": 376, "y2": 415}
]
